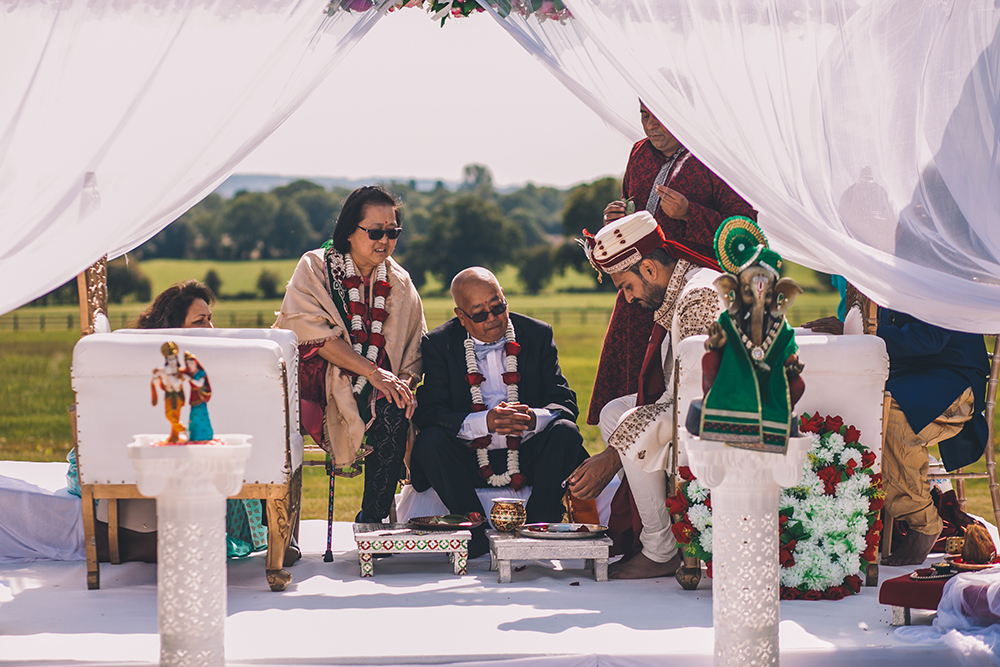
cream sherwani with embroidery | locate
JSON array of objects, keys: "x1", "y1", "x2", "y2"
[{"x1": 598, "y1": 259, "x2": 720, "y2": 563}]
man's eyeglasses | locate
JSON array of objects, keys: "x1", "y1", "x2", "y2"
[
  {"x1": 357, "y1": 226, "x2": 402, "y2": 241},
  {"x1": 459, "y1": 301, "x2": 508, "y2": 323}
]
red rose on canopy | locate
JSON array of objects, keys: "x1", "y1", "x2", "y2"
[
  {"x1": 817, "y1": 466, "x2": 842, "y2": 495},
  {"x1": 781, "y1": 587, "x2": 801, "y2": 600},
  {"x1": 353, "y1": 330, "x2": 369, "y2": 344},
  {"x1": 779, "y1": 547, "x2": 796, "y2": 569},
  {"x1": 803, "y1": 590, "x2": 823, "y2": 601},
  {"x1": 671, "y1": 519, "x2": 696, "y2": 544},
  {"x1": 800, "y1": 413, "x2": 825, "y2": 433},
  {"x1": 370, "y1": 308, "x2": 388, "y2": 322},
  {"x1": 705, "y1": 496, "x2": 712, "y2": 510},
  {"x1": 665, "y1": 492, "x2": 689, "y2": 515},
  {"x1": 466, "y1": 372, "x2": 486, "y2": 386},
  {"x1": 779, "y1": 514, "x2": 789, "y2": 527},
  {"x1": 861, "y1": 450, "x2": 877, "y2": 468},
  {"x1": 505, "y1": 341, "x2": 521, "y2": 356},
  {"x1": 845, "y1": 425, "x2": 862, "y2": 444},
  {"x1": 342, "y1": 275, "x2": 363, "y2": 290},
  {"x1": 368, "y1": 333, "x2": 386, "y2": 349},
  {"x1": 506, "y1": 435, "x2": 521, "y2": 450},
  {"x1": 870, "y1": 473, "x2": 883, "y2": 487},
  {"x1": 825, "y1": 586, "x2": 846, "y2": 601},
  {"x1": 510, "y1": 473, "x2": 527, "y2": 490},
  {"x1": 679, "y1": 466, "x2": 695, "y2": 482},
  {"x1": 502, "y1": 372, "x2": 522, "y2": 385},
  {"x1": 844, "y1": 574, "x2": 863, "y2": 594},
  {"x1": 824, "y1": 415, "x2": 844, "y2": 433},
  {"x1": 348, "y1": 301, "x2": 368, "y2": 317},
  {"x1": 869, "y1": 496, "x2": 884, "y2": 512},
  {"x1": 373, "y1": 280, "x2": 391, "y2": 297}
]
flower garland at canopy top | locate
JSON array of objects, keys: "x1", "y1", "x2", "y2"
[
  {"x1": 666, "y1": 414, "x2": 885, "y2": 600},
  {"x1": 464, "y1": 320, "x2": 528, "y2": 490},
  {"x1": 326, "y1": 0, "x2": 571, "y2": 25}
]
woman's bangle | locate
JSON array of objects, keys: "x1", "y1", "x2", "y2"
[{"x1": 365, "y1": 366, "x2": 379, "y2": 381}]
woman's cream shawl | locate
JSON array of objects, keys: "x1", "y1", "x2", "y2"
[{"x1": 274, "y1": 249, "x2": 426, "y2": 467}]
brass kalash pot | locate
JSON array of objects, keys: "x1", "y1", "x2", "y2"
[{"x1": 489, "y1": 497, "x2": 527, "y2": 532}]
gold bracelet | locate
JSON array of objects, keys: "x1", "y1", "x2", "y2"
[{"x1": 366, "y1": 366, "x2": 379, "y2": 380}]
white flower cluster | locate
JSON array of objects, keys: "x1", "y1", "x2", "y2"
[
  {"x1": 476, "y1": 448, "x2": 519, "y2": 487},
  {"x1": 463, "y1": 337, "x2": 484, "y2": 406},
  {"x1": 778, "y1": 431, "x2": 873, "y2": 591},
  {"x1": 504, "y1": 321, "x2": 518, "y2": 402}
]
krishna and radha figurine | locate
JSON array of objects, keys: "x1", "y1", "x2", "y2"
[
  {"x1": 697, "y1": 216, "x2": 805, "y2": 453},
  {"x1": 151, "y1": 341, "x2": 215, "y2": 444}
]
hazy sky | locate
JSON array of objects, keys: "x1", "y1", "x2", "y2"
[{"x1": 235, "y1": 10, "x2": 637, "y2": 189}]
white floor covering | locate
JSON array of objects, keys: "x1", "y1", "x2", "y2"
[{"x1": 0, "y1": 518, "x2": 969, "y2": 667}]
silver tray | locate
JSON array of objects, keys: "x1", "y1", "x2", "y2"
[{"x1": 516, "y1": 523, "x2": 608, "y2": 539}]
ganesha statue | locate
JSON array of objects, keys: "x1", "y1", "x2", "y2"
[{"x1": 698, "y1": 216, "x2": 805, "y2": 454}]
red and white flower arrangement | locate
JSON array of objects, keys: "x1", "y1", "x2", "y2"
[
  {"x1": 666, "y1": 413, "x2": 885, "y2": 600},
  {"x1": 326, "y1": 0, "x2": 570, "y2": 25},
  {"x1": 464, "y1": 320, "x2": 527, "y2": 490},
  {"x1": 341, "y1": 253, "x2": 390, "y2": 395}
]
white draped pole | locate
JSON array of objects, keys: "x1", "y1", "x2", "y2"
[
  {"x1": 129, "y1": 436, "x2": 252, "y2": 667},
  {"x1": 684, "y1": 435, "x2": 811, "y2": 667}
]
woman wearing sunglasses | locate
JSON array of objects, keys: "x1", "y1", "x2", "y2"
[{"x1": 276, "y1": 185, "x2": 427, "y2": 523}]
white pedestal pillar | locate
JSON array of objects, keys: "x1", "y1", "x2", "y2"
[
  {"x1": 129, "y1": 435, "x2": 251, "y2": 667},
  {"x1": 683, "y1": 431, "x2": 811, "y2": 667}
]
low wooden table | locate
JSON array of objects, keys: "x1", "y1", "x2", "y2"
[
  {"x1": 488, "y1": 529, "x2": 612, "y2": 583},
  {"x1": 352, "y1": 524, "x2": 471, "y2": 577}
]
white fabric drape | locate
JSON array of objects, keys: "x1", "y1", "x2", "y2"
[
  {"x1": 0, "y1": 0, "x2": 384, "y2": 316},
  {"x1": 896, "y1": 569, "x2": 1000, "y2": 667},
  {"x1": 512, "y1": 0, "x2": 1000, "y2": 334}
]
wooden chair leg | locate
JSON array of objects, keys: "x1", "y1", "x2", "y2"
[
  {"x1": 264, "y1": 468, "x2": 301, "y2": 592},
  {"x1": 80, "y1": 485, "x2": 100, "y2": 590},
  {"x1": 985, "y1": 335, "x2": 1000, "y2": 528},
  {"x1": 955, "y1": 473, "x2": 967, "y2": 512},
  {"x1": 107, "y1": 499, "x2": 121, "y2": 565}
]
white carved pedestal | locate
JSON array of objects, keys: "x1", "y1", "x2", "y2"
[
  {"x1": 682, "y1": 431, "x2": 811, "y2": 667},
  {"x1": 128, "y1": 435, "x2": 252, "y2": 667}
]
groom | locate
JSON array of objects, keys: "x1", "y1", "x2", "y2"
[{"x1": 410, "y1": 267, "x2": 589, "y2": 557}]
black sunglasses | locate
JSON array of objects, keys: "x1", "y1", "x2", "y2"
[
  {"x1": 460, "y1": 301, "x2": 508, "y2": 323},
  {"x1": 357, "y1": 226, "x2": 402, "y2": 241}
]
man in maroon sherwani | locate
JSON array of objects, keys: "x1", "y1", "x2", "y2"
[
  {"x1": 567, "y1": 103, "x2": 756, "y2": 565},
  {"x1": 587, "y1": 102, "x2": 757, "y2": 426}
]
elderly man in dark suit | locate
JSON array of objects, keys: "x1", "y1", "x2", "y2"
[{"x1": 410, "y1": 267, "x2": 589, "y2": 557}]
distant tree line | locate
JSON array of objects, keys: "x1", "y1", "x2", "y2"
[{"x1": 29, "y1": 165, "x2": 624, "y2": 306}]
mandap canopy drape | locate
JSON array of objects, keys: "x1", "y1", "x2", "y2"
[{"x1": 1, "y1": 0, "x2": 999, "y2": 334}]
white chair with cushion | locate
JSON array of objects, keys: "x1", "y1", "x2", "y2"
[
  {"x1": 672, "y1": 332, "x2": 890, "y2": 584},
  {"x1": 72, "y1": 328, "x2": 302, "y2": 591}
]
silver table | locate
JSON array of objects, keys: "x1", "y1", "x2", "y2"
[{"x1": 488, "y1": 529, "x2": 612, "y2": 583}]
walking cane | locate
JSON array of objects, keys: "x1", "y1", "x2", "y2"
[{"x1": 324, "y1": 452, "x2": 335, "y2": 563}]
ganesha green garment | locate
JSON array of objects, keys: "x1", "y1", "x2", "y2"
[{"x1": 700, "y1": 311, "x2": 797, "y2": 453}]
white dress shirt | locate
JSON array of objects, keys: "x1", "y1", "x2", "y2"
[{"x1": 457, "y1": 336, "x2": 554, "y2": 450}]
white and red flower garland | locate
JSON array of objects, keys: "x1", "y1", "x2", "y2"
[
  {"x1": 666, "y1": 413, "x2": 885, "y2": 600},
  {"x1": 341, "y1": 253, "x2": 390, "y2": 395},
  {"x1": 464, "y1": 320, "x2": 527, "y2": 490}
]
